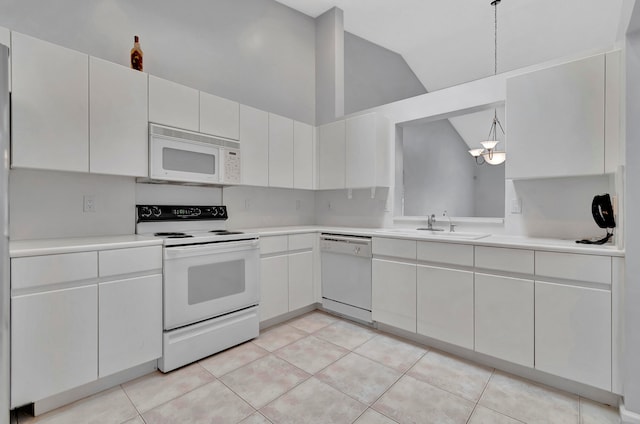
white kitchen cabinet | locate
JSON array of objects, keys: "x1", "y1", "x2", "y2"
[
  {"x1": 289, "y1": 251, "x2": 314, "y2": 311},
  {"x1": 268, "y1": 113, "x2": 294, "y2": 188},
  {"x1": 89, "y1": 57, "x2": 149, "y2": 177},
  {"x1": 199, "y1": 91, "x2": 240, "y2": 140},
  {"x1": 345, "y1": 113, "x2": 390, "y2": 188},
  {"x1": 0, "y1": 26, "x2": 10, "y2": 92},
  {"x1": 99, "y1": 274, "x2": 162, "y2": 378},
  {"x1": 11, "y1": 32, "x2": 89, "y2": 172},
  {"x1": 535, "y1": 281, "x2": 611, "y2": 390},
  {"x1": 372, "y1": 258, "x2": 416, "y2": 332},
  {"x1": 11, "y1": 285, "x2": 98, "y2": 407},
  {"x1": 148, "y1": 75, "x2": 199, "y2": 131},
  {"x1": 260, "y1": 255, "x2": 289, "y2": 321},
  {"x1": 240, "y1": 105, "x2": 269, "y2": 187},
  {"x1": 318, "y1": 120, "x2": 346, "y2": 189},
  {"x1": 506, "y1": 54, "x2": 607, "y2": 179},
  {"x1": 475, "y1": 273, "x2": 534, "y2": 367},
  {"x1": 293, "y1": 121, "x2": 314, "y2": 190},
  {"x1": 417, "y1": 265, "x2": 474, "y2": 349}
]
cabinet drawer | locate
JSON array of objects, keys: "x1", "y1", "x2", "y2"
[
  {"x1": 535, "y1": 251, "x2": 611, "y2": 285},
  {"x1": 260, "y1": 235, "x2": 288, "y2": 255},
  {"x1": 475, "y1": 246, "x2": 534, "y2": 274},
  {"x1": 372, "y1": 238, "x2": 416, "y2": 260},
  {"x1": 417, "y1": 241, "x2": 473, "y2": 267},
  {"x1": 288, "y1": 233, "x2": 315, "y2": 251},
  {"x1": 11, "y1": 252, "x2": 97, "y2": 290},
  {"x1": 99, "y1": 246, "x2": 162, "y2": 277}
]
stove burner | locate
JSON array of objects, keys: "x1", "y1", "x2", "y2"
[
  {"x1": 209, "y1": 230, "x2": 244, "y2": 235},
  {"x1": 154, "y1": 232, "x2": 192, "y2": 238}
]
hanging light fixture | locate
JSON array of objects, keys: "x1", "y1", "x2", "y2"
[{"x1": 469, "y1": 0, "x2": 506, "y2": 166}]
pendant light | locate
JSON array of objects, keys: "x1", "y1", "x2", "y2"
[{"x1": 469, "y1": 0, "x2": 506, "y2": 166}]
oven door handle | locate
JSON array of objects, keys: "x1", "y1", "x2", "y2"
[{"x1": 164, "y1": 239, "x2": 259, "y2": 259}]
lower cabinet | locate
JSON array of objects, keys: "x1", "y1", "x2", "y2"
[
  {"x1": 259, "y1": 233, "x2": 315, "y2": 322},
  {"x1": 11, "y1": 285, "x2": 98, "y2": 407},
  {"x1": 98, "y1": 274, "x2": 163, "y2": 378},
  {"x1": 416, "y1": 265, "x2": 474, "y2": 349},
  {"x1": 535, "y1": 281, "x2": 612, "y2": 390},
  {"x1": 372, "y1": 258, "x2": 416, "y2": 332},
  {"x1": 474, "y1": 273, "x2": 534, "y2": 367}
]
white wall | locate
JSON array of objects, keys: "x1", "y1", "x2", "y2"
[
  {"x1": 9, "y1": 170, "x2": 135, "y2": 240},
  {"x1": 223, "y1": 186, "x2": 315, "y2": 229},
  {"x1": 315, "y1": 7, "x2": 344, "y2": 125},
  {"x1": 314, "y1": 188, "x2": 392, "y2": 228},
  {"x1": 344, "y1": 32, "x2": 426, "y2": 115},
  {"x1": 135, "y1": 183, "x2": 222, "y2": 206},
  {"x1": 0, "y1": 0, "x2": 316, "y2": 124},
  {"x1": 402, "y1": 120, "x2": 475, "y2": 217}
]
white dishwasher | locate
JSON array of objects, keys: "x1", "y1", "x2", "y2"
[{"x1": 320, "y1": 234, "x2": 372, "y2": 323}]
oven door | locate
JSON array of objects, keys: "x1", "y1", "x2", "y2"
[
  {"x1": 150, "y1": 135, "x2": 220, "y2": 184},
  {"x1": 163, "y1": 239, "x2": 260, "y2": 330}
]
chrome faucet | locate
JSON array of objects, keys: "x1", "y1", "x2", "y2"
[
  {"x1": 443, "y1": 210, "x2": 456, "y2": 232},
  {"x1": 426, "y1": 214, "x2": 444, "y2": 231}
]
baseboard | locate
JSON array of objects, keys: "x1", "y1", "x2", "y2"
[
  {"x1": 621, "y1": 402, "x2": 640, "y2": 424},
  {"x1": 259, "y1": 303, "x2": 319, "y2": 330}
]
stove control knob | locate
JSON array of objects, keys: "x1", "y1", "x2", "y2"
[
  {"x1": 152, "y1": 206, "x2": 161, "y2": 217},
  {"x1": 193, "y1": 208, "x2": 201, "y2": 216},
  {"x1": 211, "y1": 208, "x2": 219, "y2": 217},
  {"x1": 140, "y1": 206, "x2": 152, "y2": 218},
  {"x1": 218, "y1": 207, "x2": 226, "y2": 217}
]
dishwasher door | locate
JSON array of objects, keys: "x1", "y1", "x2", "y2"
[{"x1": 320, "y1": 234, "x2": 372, "y2": 323}]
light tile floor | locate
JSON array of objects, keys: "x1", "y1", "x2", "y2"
[{"x1": 16, "y1": 311, "x2": 620, "y2": 424}]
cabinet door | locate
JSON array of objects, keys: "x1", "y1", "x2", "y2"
[
  {"x1": 199, "y1": 92, "x2": 239, "y2": 140},
  {"x1": 506, "y1": 54, "x2": 605, "y2": 179},
  {"x1": 372, "y1": 259, "x2": 416, "y2": 332},
  {"x1": 99, "y1": 275, "x2": 162, "y2": 378},
  {"x1": 293, "y1": 121, "x2": 314, "y2": 190},
  {"x1": 535, "y1": 281, "x2": 611, "y2": 390},
  {"x1": 260, "y1": 255, "x2": 289, "y2": 321},
  {"x1": 346, "y1": 114, "x2": 376, "y2": 188},
  {"x1": 318, "y1": 120, "x2": 346, "y2": 189},
  {"x1": 89, "y1": 57, "x2": 149, "y2": 177},
  {"x1": 240, "y1": 105, "x2": 269, "y2": 187},
  {"x1": 11, "y1": 285, "x2": 97, "y2": 407},
  {"x1": 417, "y1": 265, "x2": 474, "y2": 349},
  {"x1": 148, "y1": 75, "x2": 199, "y2": 131},
  {"x1": 288, "y1": 251, "x2": 314, "y2": 311},
  {"x1": 11, "y1": 32, "x2": 89, "y2": 172},
  {"x1": 268, "y1": 113, "x2": 294, "y2": 188},
  {"x1": 475, "y1": 273, "x2": 534, "y2": 367}
]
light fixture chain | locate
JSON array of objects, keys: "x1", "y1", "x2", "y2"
[{"x1": 494, "y1": 0, "x2": 498, "y2": 75}]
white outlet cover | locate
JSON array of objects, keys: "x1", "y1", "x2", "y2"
[{"x1": 511, "y1": 198, "x2": 522, "y2": 214}]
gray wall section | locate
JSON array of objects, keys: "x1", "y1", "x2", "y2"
[
  {"x1": 344, "y1": 32, "x2": 427, "y2": 115},
  {"x1": 401, "y1": 119, "x2": 504, "y2": 218},
  {"x1": 0, "y1": 0, "x2": 316, "y2": 124},
  {"x1": 624, "y1": 14, "x2": 640, "y2": 415},
  {"x1": 315, "y1": 7, "x2": 344, "y2": 125}
]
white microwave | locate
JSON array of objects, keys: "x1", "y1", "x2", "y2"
[{"x1": 149, "y1": 124, "x2": 241, "y2": 185}]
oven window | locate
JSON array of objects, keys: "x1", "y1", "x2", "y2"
[
  {"x1": 163, "y1": 147, "x2": 216, "y2": 175},
  {"x1": 187, "y1": 260, "x2": 245, "y2": 305}
]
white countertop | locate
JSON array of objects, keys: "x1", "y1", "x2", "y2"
[
  {"x1": 238, "y1": 225, "x2": 625, "y2": 257},
  {"x1": 9, "y1": 227, "x2": 624, "y2": 257},
  {"x1": 10, "y1": 235, "x2": 163, "y2": 258}
]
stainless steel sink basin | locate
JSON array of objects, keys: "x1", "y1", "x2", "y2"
[{"x1": 376, "y1": 229, "x2": 490, "y2": 240}]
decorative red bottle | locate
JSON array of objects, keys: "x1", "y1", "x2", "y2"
[{"x1": 130, "y1": 35, "x2": 143, "y2": 71}]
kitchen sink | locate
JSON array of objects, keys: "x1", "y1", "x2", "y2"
[{"x1": 376, "y1": 229, "x2": 490, "y2": 240}]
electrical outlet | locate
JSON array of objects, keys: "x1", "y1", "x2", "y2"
[
  {"x1": 511, "y1": 198, "x2": 522, "y2": 214},
  {"x1": 296, "y1": 200, "x2": 301, "y2": 210},
  {"x1": 83, "y1": 195, "x2": 96, "y2": 213},
  {"x1": 327, "y1": 201, "x2": 332, "y2": 210},
  {"x1": 244, "y1": 199, "x2": 251, "y2": 210}
]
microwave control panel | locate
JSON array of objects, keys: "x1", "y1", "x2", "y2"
[{"x1": 224, "y1": 148, "x2": 241, "y2": 184}]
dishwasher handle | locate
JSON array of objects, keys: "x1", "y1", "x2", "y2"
[{"x1": 320, "y1": 235, "x2": 372, "y2": 257}]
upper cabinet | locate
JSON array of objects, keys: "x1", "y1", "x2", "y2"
[
  {"x1": 148, "y1": 75, "x2": 199, "y2": 132},
  {"x1": 268, "y1": 113, "x2": 294, "y2": 188},
  {"x1": 11, "y1": 32, "x2": 89, "y2": 172},
  {"x1": 199, "y1": 91, "x2": 240, "y2": 140},
  {"x1": 240, "y1": 105, "x2": 269, "y2": 187},
  {"x1": 318, "y1": 113, "x2": 391, "y2": 190},
  {"x1": 293, "y1": 121, "x2": 314, "y2": 190},
  {"x1": 89, "y1": 57, "x2": 148, "y2": 177},
  {"x1": 506, "y1": 52, "x2": 621, "y2": 179}
]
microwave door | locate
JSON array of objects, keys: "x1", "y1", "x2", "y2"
[{"x1": 150, "y1": 136, "x2": 220, "y2": 183}]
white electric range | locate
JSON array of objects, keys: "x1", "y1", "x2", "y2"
[{"x1": 136, "y1": 205, "x2": 260, "y2": 372}]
